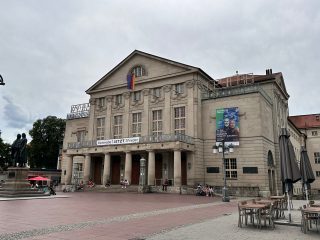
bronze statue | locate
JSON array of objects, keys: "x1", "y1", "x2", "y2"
[
  {"x1": 19, "y1": 133, "x2": 27, "y2": 167},
  {"x1": 11, "y1": 133, "x2": 28, "y2": 167},
  {"x1": 11, "y1": 134, "x2": 21, "y2": 167}
]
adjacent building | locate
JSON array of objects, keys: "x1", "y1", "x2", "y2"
[{"x1": 60, "y1": 50, "x2": 319, "y2": 197}]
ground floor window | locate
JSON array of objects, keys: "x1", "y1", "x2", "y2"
[{"x1": 225, "y1": 158, "x2": 237, "y2": 179}]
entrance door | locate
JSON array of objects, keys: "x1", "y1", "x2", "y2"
[
  {"x1": 93, "y1": 157, "x2": 102, "y2": 184},
  {"x1": 131, "y1": 155, "x2": 140, "y2": 185},
  {"x1": 111, "y1": 156, "x2": 121, "y2": 184},
  {"x1": 181, "y1": 152, "x2": 187, "y2": 185},
  {"x1": 155, "y1": 153, "x2": 163, "y2": 186}
]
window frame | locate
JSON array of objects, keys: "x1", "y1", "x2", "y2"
[
  {"x1": 115, "y1": 94, "x2": 123, "y2": 105},
  {"x1": 315, "y1": 152, "x2": 320, "y2": 164},
  {"x1": 132, "y1": 112, "x2": 142, "y2": 137},
  {"x1": 133, "y1": 91, "x2": 141, "y2": 102},
  {"x1": 174, "y1": 106, "x2": 186, "y2": 135},
  {"x1": 152, "y1": 109, "x2": 163, "y2": 136},
  {"x1": 113, "y1": 115, "x2": 123, "y2": 139},
  {"x1": 175, "y1": 83, "x2": 184, "y2": 94},
  {"x1": 224, "y1": 158, "x2": 238, "y2": 179},
  {"x1": 96, "y1": 117, "x2": 105, "y2": 140}
]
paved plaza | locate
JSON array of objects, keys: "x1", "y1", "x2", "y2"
[{"x1": 0, "y1": 192, "x2": 318, "y2": 240}]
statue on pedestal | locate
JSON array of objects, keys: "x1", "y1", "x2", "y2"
[{"x1": 11, "y1": 133, "x2": 28, "y2": 167}]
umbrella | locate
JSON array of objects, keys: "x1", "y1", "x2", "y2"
[
  {"x1": 300, "y1": 146, "x2": 315, "y2": 203},
  {"x1": 29, "y1": 176, "x2": 50, "y2": 181},
  {"x1": 279, "y1": 128, "x2": 301, "y2": 222}
]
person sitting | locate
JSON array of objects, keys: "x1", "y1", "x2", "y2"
[
  {"x1": 120, "y1": 179, "x2": 124, "y2": 188},
  {"x1": 88, "y1": 179, "x2": 95, "y2": 188},
  {"x1": 123, "y1": 179, "x2": 129, "y2": 189},
  {"x1": 49, "y1": 185, "x2": 56, "y2": 195},
  {"x1": 162, "y1": 178, "x2": 169, "y2": 191}
]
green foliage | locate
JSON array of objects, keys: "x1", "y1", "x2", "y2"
[
  {"x1": 28, "y1": 116, "x2": 65, "y2": 169},
  {"x1": 0, "y1": 137, "x2": 12, "y2": 171}
]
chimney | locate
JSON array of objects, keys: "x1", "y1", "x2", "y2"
[
  {"x1": 270, "y1": 69, "x2": 272, "y2": 74},
  {"x1": 266, "y1": 69, "x2": 269, "y2": 75}
]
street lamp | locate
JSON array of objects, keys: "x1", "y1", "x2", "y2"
[
  {"x1": 139, "y1": 157, "x2": 146, "y2": 186},
  {"x1": 213, "y1": 140, "x2": 234, "y2": 202}
]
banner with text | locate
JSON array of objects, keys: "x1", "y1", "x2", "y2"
[{"x1": 97, "y1": 137, "x2": 140, "y2": 146}]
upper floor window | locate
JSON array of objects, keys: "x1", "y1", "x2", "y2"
[
  {"x1": 133, "y1": 91, "x2": 141, "y2": 102},
  {"x1": 132, "y1": 112, "x2": 142, "y2": 137},
  {"x1": 152, "y1": 110, "x2": 163, "y2": 136},
  {"x1": 113, "y1": 115, "x2": 123, "y2": 139},
  {"x1": 312, "y1": 131, "x2": 318, "y2": 136},
  {"x1": 316, "y1": 171, "x2": 320, "y2": 177},
  {"x1": 153, "y1": 87, "x2": 161, "y2": 98},
  {"x1": 131, "y1": 66, "x2": 146, "y2": 77},
  {"x1": 97, "y1": 97, "x2": 105, "y2": 108},
  {"x1": 96, "y1": 117, "x2": 105, "y2": 140},
  {"x1": 175, "y1": 83, "x2": 184, "y2": 94},
  {"x1": 76, "y1": 130, "x2": 86, "y2": 142},
  {"x1": 315, "y1": 152, "x2": 320, "y2": 164},
  {"x1": 115, "y1": 94, "x2": 123, "y2": 105},
  {"x1": 174, "y1": 106, "x2": 186, "y2": 135}
]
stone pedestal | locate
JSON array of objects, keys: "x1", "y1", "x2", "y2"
[{"x1": 0, "y1": 167, "x2": 49, "y2": 198}]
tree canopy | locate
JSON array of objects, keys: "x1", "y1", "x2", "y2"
[
  {"x1": 0, "y1": 137, "x2": 12, "y2": 171},
  {"x1": 29, "y1": 116, "x2": 65, "y2": 169}
]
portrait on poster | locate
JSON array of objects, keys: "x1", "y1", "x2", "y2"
[{"x1": 216, "y1": 107, "x2": 239, "y2": 145}]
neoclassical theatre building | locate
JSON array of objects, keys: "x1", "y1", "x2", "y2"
[{"x1": 60, "y1": 50, "x2": 319, "y2": 197}]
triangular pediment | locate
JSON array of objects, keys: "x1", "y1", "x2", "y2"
[{"x1": 86, "y1": 50, "x2": 204, "y2": 93}]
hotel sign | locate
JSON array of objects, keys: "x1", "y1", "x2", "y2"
[
  {"x1": 67, "y1": 103, "x2": 90, "y2": 120},
  {"x1": 97, "y1": 137, "x2": 140, "y2": 146}
]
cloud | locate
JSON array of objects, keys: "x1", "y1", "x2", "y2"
[{"x1": 2, "y1": 95, "x2": 32, "y2": 129}]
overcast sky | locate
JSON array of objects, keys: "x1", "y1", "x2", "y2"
[{"x1": 0, "y1": 0, "x2": 319, "y2": 143}]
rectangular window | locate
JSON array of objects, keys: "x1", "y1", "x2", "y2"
[
  {"x1": 132, "y1": 112, "x2": 142, "y2": 137},
  {"x1": 113, "y1": 115, "x2": 123, "y2": 138},
  {"x1": 312, "y1": 131, "x2": 318, "y2": 136},
  {"x1": 175, "y1": 83, "x2": 184, "y2": 94},
  {"x1": 225, "y1": 158, "x2": 237, "y2": 179},
  {"x1": 133, "y1": 91, "x2": 141, "y2": 102},
  {"x1": 152, "y1": 110, "x2": 163, "y2": 136},
  {"x1": 153, "y1": 87, "x2": 161, "y2": 98},
  {"x1": 315, "y1": 152, "x2": 320, "y2": 164},
  {"x1": 316, "y1": 171, "x2": 320, "y2": 177},
  {"x1": 97, "y1": 97, "x2": 105, "y2": 108},
  {"x1": 76, "y1": 130, "x2": 86, "y2": 142},
  {"x1": 115, "y1": 94, "x2": 122, "y2": 105},
  {"x1": 96, "y1": 117, "x2": 105, "y2": 140},
  {"x1": 174, "y1": 107, "x2": 186, "y2": 135}
]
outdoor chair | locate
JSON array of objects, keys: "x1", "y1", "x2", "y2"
[
  {"x1": 301, "y1": 205, "x2": 319, "y2": 233},
  {"x1": 238, "y1": 202, "x2": 247, "y2": 227},
  {"x1": 260, "y1": 204, "x2": 275, "y2": 229}
]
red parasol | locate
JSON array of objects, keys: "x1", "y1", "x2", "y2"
[{"x1": 28, "y1": 176, "x2": 50, "y2": 181}]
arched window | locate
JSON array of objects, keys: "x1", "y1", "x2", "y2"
[
  {"x1": 267, "y1": 150, "x2": 274, "y2": 167},
  {"x1": 130, "y1": 65, "x2": 146, "y2": 77}
]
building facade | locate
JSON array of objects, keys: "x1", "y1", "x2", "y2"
[{"x1": 61, "y1": 50, "x2": 314, "y2": 197}]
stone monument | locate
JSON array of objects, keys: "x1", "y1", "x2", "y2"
[{"x1": 0, "y1": 133, "x2": 49, "y2": 198}]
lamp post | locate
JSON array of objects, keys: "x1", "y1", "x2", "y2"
[
  {"x1": 213, "y1": 140, "x2": 234, "y2": 202},
  {"x1": 139, "y1": 157, "x2": 146, "y2": 186}
]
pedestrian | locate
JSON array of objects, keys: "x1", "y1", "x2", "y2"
[
  {"x1": 162, "y1": 178, "x2": 169, "y2": 191},
  {"x1": 123, "y1": 179, "x2": 129, "y2": 188}
]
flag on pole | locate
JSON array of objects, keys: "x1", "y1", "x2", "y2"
[{"x1": 127, "y1": 74, "x2": 135, "y2": 90}]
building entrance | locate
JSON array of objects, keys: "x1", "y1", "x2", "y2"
[{"x1": 111, "y1": 156, "x2": 121, "y2": 184}]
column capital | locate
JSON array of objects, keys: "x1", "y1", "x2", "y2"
[
  {"x1": 104, "y1": 152, "x2": 110, "y2": 156},
  {"x1": 147, "y1": 149, "x2": 155, "y2": 153}
]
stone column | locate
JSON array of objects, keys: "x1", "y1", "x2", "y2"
[
  {"x1": 124, "y1": 151, "x2": 132, "y2": 183},
  {"x1": 147, "y1": 150, "x2": 155, "y2": 185},
  {"x1": 83, "y1": 154, "x2": 91, "y2": 184},
  {"x1": 173, "y1": 149, "x2": 181, "y2": 186},
  {"x1": 142, "y1": 89, "x2": 150, "y2": 136},
  {"x1": 87, "y1": 98, "x2": 96, "y2": 140},
  {"x1": 103, "y1": 152, "x2": 111, "y2": 185},
  {"x1": 65, "y1": 155, "x2": 73, "y2": 184}
]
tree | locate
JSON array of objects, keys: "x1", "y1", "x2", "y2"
[
  {"x1": 29, "y1": 116, "x2": 65, "y2": 169},
  {"x1": 0, "y1": 137, "x2": 12, "y2": 171}
]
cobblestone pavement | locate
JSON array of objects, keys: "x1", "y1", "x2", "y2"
[{"x1": 0, "y1": 193, "x2": 318, "y2": 240}]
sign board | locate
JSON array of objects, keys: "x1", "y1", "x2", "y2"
[
  {"x1": 97, "y1": 137, "x2": 140, "y2": 146},
  {"x1": 216, "y1": 107, "x2": 240, "y2": 145}
]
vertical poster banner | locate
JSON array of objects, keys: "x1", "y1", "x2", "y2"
[{"x1": 216, "y1": 107, "x2": 240, "y2": 145}]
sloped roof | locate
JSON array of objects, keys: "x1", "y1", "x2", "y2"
[
  {"x1": 289, "y1": 114, "x2": 320, "y2": 129},
  {"x1": 86, "y1": 50, "x2": 214, "y2": 94}
]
